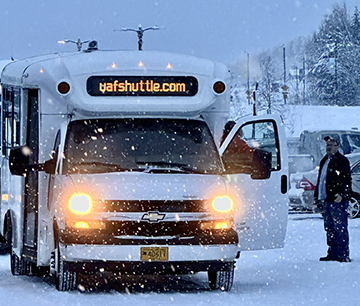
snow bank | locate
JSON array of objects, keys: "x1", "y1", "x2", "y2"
[{"x1": 284, "y1": 105, "x2": 360, "y2": 137}]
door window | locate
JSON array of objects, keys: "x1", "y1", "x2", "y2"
[{"x1": 222, "y1": 120, "x2": 280, "y2": 177}]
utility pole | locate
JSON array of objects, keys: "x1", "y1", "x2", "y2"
[
  {"x1": 252, "y1": 82, "x2": 258, "y2": 116},
  {"x1": 116, "y1": 24, "x2": 159, "y2": 51},
  {"x1": 302, "y1": 57, "x2": 306, "y2": 104},
  {"x1": 245, "y1": 53, "x2": 251, "y2": 104},
  {"x1": 281, "y1": 45, "x2": 288, "y2": 104}
]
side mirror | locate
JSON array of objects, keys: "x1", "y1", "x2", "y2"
[
  {"x1": 44, "y1": 158, "x2": 56, "y2": 174},
  {"x1": 9, "y1": 146, "x2": 46, "y2": 175},
  {"x1": 222, "y1": 148, "x2": 272, "y2": 180},
  {"x1": 251, "y1": 149, "x2": 272, "y2": 180},
  {"x1": 9, "y1": 146, "x2": 30, "y2": 175}
]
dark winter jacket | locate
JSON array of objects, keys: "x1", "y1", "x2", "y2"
[{"x1": 314, "y1": 151, "x2": 351, "y2": 202}]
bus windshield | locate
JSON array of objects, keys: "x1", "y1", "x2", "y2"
[{"x1": 63, "y1": 118, "x2": 223, "y2": 175}]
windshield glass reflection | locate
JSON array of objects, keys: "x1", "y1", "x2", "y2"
[{"x1": 63, "y1": 118, "x2": 222, "y2": 175}]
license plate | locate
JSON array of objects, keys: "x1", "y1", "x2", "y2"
[{"x1": 140, "y1": 247, "x2": 168, "y2": 261}]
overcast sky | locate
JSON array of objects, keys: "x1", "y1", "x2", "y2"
[{"x1": 1, "y1": 0, "x2": 360, "y2": 65}]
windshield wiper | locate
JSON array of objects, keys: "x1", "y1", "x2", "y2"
[
  {"x1": 136, "y1": 161, "x2": 207, "y2": 174},
  {"x1": 69, "y1": 161, "x2": 130, "y2": 173}
]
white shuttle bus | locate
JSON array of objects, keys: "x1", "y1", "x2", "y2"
[{"x1": 0, "y1": 45, "x2": 288, "y2": 291}]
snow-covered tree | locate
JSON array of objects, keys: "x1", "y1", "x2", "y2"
[
  {"x1": 306, "y1": 3, "x2": 360, "y2": 106},
  {"x1": 257, "y1": 53, "x2": 282, "y2": 114}
]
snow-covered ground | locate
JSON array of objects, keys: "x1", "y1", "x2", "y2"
[{"x1": 1, "y1": 213, "x2": 359, "y2": 306}]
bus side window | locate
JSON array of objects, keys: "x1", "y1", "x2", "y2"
[{"x1": 2, "y1": 87, "x2": 20, "y2": 156}]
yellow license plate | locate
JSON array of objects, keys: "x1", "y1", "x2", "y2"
[{"x1": 140, "y1": 247, "x2": 168, "y2": 261}]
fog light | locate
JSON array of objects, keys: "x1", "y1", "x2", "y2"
[
  {"x1": 74, "y1": 221, "x2": 89, "y2": 229},
  {"x1": 201, "y1": 220, "x2": 233, "y2": 230},
  {"x1": 67, "y1": 220, "x2": 105, "y2": 229}
]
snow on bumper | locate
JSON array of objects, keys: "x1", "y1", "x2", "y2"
[
  {"x1": 62, "y1": 243, "x2": 239, "y2": 262},
  {"x1": 61, "y1": 243, "x2": 239, "y2": 274}
]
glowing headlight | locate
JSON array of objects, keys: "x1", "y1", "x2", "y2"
[
  {"x1": 212, "y1": 195, "x2": 234, "y2": 213},
  {"x1": 68, "y1": 193, "x2": 93, "y2": 215}
]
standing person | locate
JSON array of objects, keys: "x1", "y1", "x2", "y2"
[
  {"x1": 220, "y1": 120, "x2": 236, "y2": 146},
  {"x1": 314, "y1": 135, "x2": 351, "y2": 262}
]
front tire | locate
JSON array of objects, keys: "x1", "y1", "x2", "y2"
[
  {"x1": 208, "y1": 263, "x2": 234, "y2": 291},
  {"x1": 0, "y1": 214, "x2": 13, "y2": 255},
  {"x1": 55, "y1": 242, "x2": 77, "y2": 291},
  {"x1": 11, "y1": 250, "x2": 30, "y2": 276}
]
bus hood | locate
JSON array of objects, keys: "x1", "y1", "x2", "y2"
[{"x1": 55, "y1": 172, "x2": 228, "y2": 201}]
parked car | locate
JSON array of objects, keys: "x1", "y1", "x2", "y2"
[
  {"x1": 288, "y1": 166, "x2": 318, "y2": 211},
  {"x1": 289, "y1": 159, "x2": 360, "y2": 218},
  {"x1": 348, "y1": 159, "x2": 360, "y2": 218},
  {"x1": 298, "y1": 129, "x2": 360, "y2": 166},
  {"x1": 287, "y1": 137, "x2": 302, "y2": 155},
  {"x1": 288, "y1": 154, "x2": 315, "y2": 175}
]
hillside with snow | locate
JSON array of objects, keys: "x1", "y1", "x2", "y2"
[{"x1": 231, "y1": 104, "x2": 360, "y2": 137}]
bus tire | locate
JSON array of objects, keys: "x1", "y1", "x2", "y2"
[
  {"x1": 208, "y1": 262, "x2": 234, "y2": 291},
  {"x1": 0, "y1": 215, "x2": 12, "y2": 255},
  {"x1": 11, "y1": 250, "x2": 30, "y2": 275},
  {"x1": 55, "y1": 242, "x2": 77, "y2": 291}
]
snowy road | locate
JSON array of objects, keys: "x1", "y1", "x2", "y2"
[{"x1": 1, "y1": 213, "x2": 359, "y2": 306}]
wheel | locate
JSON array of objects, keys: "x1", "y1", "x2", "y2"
[
  {"x1": 0, "y1": 214, "x2": 13, "y2": 255},
  {"x1": 55, "y1": 242, "x2": 77, "y2": 291},
  {"x1": 347, "y1": 195, "x2": 360, "y2": 219},
  {"x1": 11, "y1": 250, "x2": 30, "y2": 275},
  {"x1": 208, "y1": 263, "x2": 234, "y2": 292}
]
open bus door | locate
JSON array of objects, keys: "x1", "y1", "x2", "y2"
[{"x1": 219, "y1": 114, "x2": 288, "y2": 251}]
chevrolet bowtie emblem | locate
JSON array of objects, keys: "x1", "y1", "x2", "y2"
[{"x1": 142, "y1": 211, "x2": 166, "y2": 223}]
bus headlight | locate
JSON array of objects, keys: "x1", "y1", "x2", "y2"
[
  {"x1": 68, "y1": 193, "x2": 93, "y2": 215},
  {"x1": 212, "y1": 195, "x2": 234, "y2": 213}
]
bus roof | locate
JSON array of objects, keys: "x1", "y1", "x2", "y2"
[
  {"x1": 1, "y1": 50, "x2": 230, "y2": 118},
  {"x1": 1, "y1": 50, "x2": 228, "y2": 84}
]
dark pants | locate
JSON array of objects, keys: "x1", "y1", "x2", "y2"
[{"x1": 323, "y1": 200, "x2": 349, "y2": 260}]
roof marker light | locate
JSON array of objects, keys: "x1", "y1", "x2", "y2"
[
  {"x1": 138, "y1": 61, "x2": 144, "y2": 67},
  {"x1": 40, "y1": 69, "x2": 44, "y2": 73},
  {"x1": 111, "y1": 63, "x2": 116, "y2": 68},
  {"x1": 213, "y1": 81, "x2": 226, "y2": 94},
  {"x1": 167, "y1": 63, "x2": 172, "y2": 69},
  {"x1": 58, "y1": 81, "x2": 71, "y2": 95}
]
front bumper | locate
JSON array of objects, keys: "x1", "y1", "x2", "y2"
[
  {"x1": 60, "y1": 227, "x2": 238, "y2": 245},
  {"x1": 61, "y1": 243, "x2": 239, "y2": 274}
]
